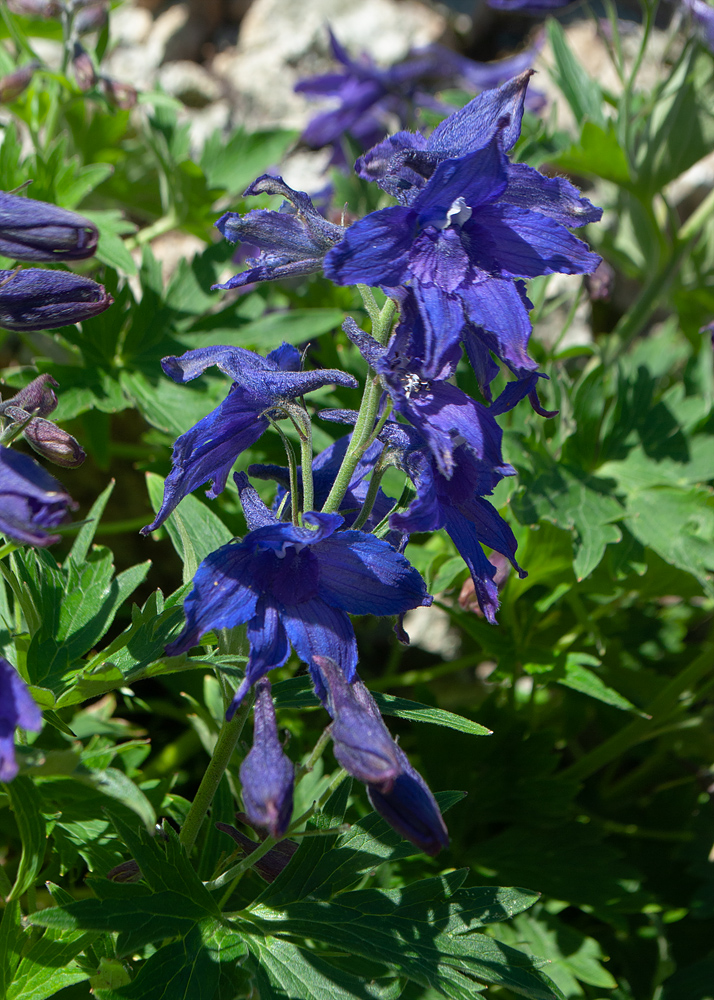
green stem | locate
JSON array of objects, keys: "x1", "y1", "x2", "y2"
[
  {"x1": 0, "y1": 556, "x2": 40, "y2": 637},
  {"x1": 269, "y1": 419, "x2": 299, "y2": 526},
  {"x1": 562, "y1": 640, "x2": 714, "y2": 782},
  {"x1": 351, "y1": 454, "x2": 388, "y2": 531},
  {"x1": 179, "y1": 695, "x2": 253, "y2": 854},
  {"x1": 124, "y1": 210, "x2": 180, "y2": 251},
  {"x1": 298, "y1": 411, "x2": 314, "y2": 516},
  {"x1": 295, "y1": 727, "x2": 332, "y2": 781}
]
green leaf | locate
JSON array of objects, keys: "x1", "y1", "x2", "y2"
[
  {"x1": 70, "y1": 479, "x2": 115, "y2": 564},
  {"x1": 546, "y1": 19, "x2": 604, "y2": 127},
  {"x1": 90, "y1": 769, "x2": 156, "y2": 830},
  {"x1": 557, "y1": 653, "x2": 642, "y2": 714},
  {"x1": 5, "y1": 924, "x2": 94, "y2": 1000},
  {"x1": 271, "y1": 676, "x2": 489, "y2": 734},
  {"x1": 181, "y1": 308, "x2": 346, "y2": 353},
  {"x1": 247, "y1": 875, "x2": 561, "y2": 1000},
  {"x1": 6, "y1": 776, "x2": 46, "y2": 901},
  {"x1": 0, "y1": 899, "x2": 23, "y2": 997},
  {"x1": 145, "y1": 471, "x2": 234, "y2": 578},
  {"x1": 624, "y1": 486, "x2": 714, "y2": 594},
  {"x1": 552, "y1": 120, "x2": 630, "y2": 184},
  {"x1": 200, "y1": 127, "x2": 297, "y2": 194},
  {"x1": 82, "y1": 209, "x2": 137, "y2": 275},
  {"x1": 245, "y1": 935, "x2": 396, "y2": 1000}
]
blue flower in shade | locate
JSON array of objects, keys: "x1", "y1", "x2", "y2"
[
  {"x1": 240, "y1": 679, "x2": 294, "y2": 839},
  {"x1": 141, "y1": 343, "x2": 357, "y2": 533},
  {"x1": 249, "y1": 430, "x2": 393, "y2": 529},
  {"x1": 683, "y1": 0, "x2": 714, "y2": 50},
  {"x1": 296, "y1": 27, "x2": 541, "y2": 167},
  {"x1": 0, "y1": 656, "x2": 42, "y2": 782},
  {"x1": 166, "y1": 474, "x2": 432, "y2": 716},
  {"x1": 313, "y1": 655, "x2": 449, "y2": 856},
  {"x1": 0, "y1": 445, "x2": 77, "y2": 546},
  {"x1": 325, "y1": 122, "x2": 601, "y2": 371},
  {"x1": 212, "y1": 175, "x2": 346, "y2": 291}
]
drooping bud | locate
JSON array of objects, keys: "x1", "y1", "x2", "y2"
[
  {"x1": 239, "y1": 680, "x2": 294, "y2": 839},
  {"x1": 23, "y1": 417, "x2": 86, "y2": 468},
  {"x1": 0, "y1": 62, "x2": 39, "y2": 103},
  {"x1": 74, "y1": 2, "x2": 109, "y2": 34},
  {"x1": 0, "y1": 269, "x2": 112, "y2": 331},
  {"x1": 72, "y1": 42, "x2": 96, "y2": 92},
  {"x1": 216, "y1": 822, "x2": 298, "y2": 882},
  {"x1": 313, "y1": 653, "x2": 449, "y2": 856},
  {"x1": 313, "y1": 655, "x2": 401, "y2": 790},
  {"x1": 101, "y1": 77, "x2": 137, "y2": 110},
  {"x1": 0, "y1": 655, "x2": 42, "y2": 782},
  {"x1": 1, "y1": 374, "x2": 58, "y2": 417},
  {"x1": 0, "y1": 445, "x2": 77, "y2": 546},
  {"x1": 0, "y1": 191, "x2": 98, "y2": 262}
]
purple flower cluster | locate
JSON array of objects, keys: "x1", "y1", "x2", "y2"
[{"x1": 147, "y1": 70, "x2": 601, "y2": 854}]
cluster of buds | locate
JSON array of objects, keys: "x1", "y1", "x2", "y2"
[{"x1": 0, "y1": 374, "x2": 85, "y2": 468}]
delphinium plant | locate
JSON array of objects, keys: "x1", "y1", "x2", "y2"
[{"x1": 1, "y1": 0, "x2": 714, "y2": 998}]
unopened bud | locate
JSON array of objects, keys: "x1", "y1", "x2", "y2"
[
  {"x1": 7, "y1": 0, "x2": 60, "y2": 16},
  {"x1": 2, "y1": 374, "x2": 59, "y2": 417},
  {"x1": 216, "y1": 823, "x2": 298, "y2": 882},
  {"x1": 0, "y1": 268, "x2": 113, "y2": 331},
  {"x1": 0, "y1": 191, "x2": 98, "y2": 261},
  {"x1": 24, "y1": 418, "x2": 85, "y2": 468},
  {"x1": 72, "y1": 42, "x2": 96, "y2": 92},
  {"x1": 74, "y1": 2, "x2": 108, "y2": 33},
  {"x1": 239, "y1": 680, "x2": 294, "y2": 840},
  {"x1": 101, "y1": 77, "x2": 137, "y2": 110},
  {"x1": 0, "y1": 62, "x2": 39, "y2": 103}
]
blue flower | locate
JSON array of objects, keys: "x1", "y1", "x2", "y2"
[
  {"x1": 0, "y1": 268, "x2": 113, "y2": 331},
  {"x1": 141, "y1": 343, "x2": 357, "y2": 533},
  {"x1": 0, "y1": 190, "x2": 98, "y2": 262},
  {"x1": 683, "y1": 0, "x2": 714, "y2": 50},
  {"x1": 312, "y1": 655, "x2": 449, "y2": 855},
  {"x1": 212, "y1": 175, "x2": 346, "y2": 290},
  {"x1": 296, "y1": 27, "x2": 541, "y2": 167},
  {"x1": 325, "y1": 127, "x2": 600, "y2": 372},
  {"x1": 166, "y1": 474, "x2": 432, "y2": 716},
  {"x1": 0, "y1": 656, "x2": 42, "y2": 782},
  {"x1": 240, "y1": 679, "x2": 294, "y2": 839},
  {"x1": 0, "y1": 445, "x2": 77, "y2": 546}
]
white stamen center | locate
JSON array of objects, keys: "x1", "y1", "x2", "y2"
[{"x1": 446, "y1": 197, "x2": 472, "y2": 228}]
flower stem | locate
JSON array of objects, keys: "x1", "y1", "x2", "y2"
[
  {"x1": 321, "y1": 292, "x2": 397, "y2": 515},
  {"x1": 179, "y1": 694, "x2": 253, "y2": 854},
  {"x1": 298, "y1": 411, "x2": 314, "y2": 516}
]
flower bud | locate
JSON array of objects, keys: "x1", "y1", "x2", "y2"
[
  {"x1": 0, "y1": 62, "x2": 39, "y2": 103},
  {"x1": 72, "y1": 42, "x2": 96, "y2": 92},
  {"x1": 368, "y1": 747, "x2": 450, "y2": 857},
  {"x1": 0, "y1": 655, "x2": 42, "y2": 782},
  {"x1": 239, "y1": 680, "x2": 294, "y2": 839},
  {"x1": 0, "y1": 192, "x2": 98, "y2": 262},
  {"x1": 313, "y1": 655, "x2": 401, "y2": 789},
  {"x1": 74, "y1": 2, "x2": 109, "y2": 33},
  {"x1": 7, "y1": 0, "x2": 61, "y2": 16},
  {"x1": 101, "y1": 77, "x2": 137, "y2": 110},
  {"x1": 0, "y1": 269, "x2": 112, "y2": 331},
  {"x1": 216, "y1": 822, "x2": 298, "y2": 882},
  {"x1": 0, "y1": 444, "x2": 77, "y2": 546},
  {"x1": 23, "y1": 417, "x2": 86, "y2": 468},
  {"x1": 1, "y1": 374, "x2": 58, "y2": 417}
]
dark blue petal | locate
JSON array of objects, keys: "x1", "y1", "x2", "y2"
[
  {"x1": 0, "y1": 190, "x2": 98, "y2": 262},
  {"x1": 0, "y1": 445, "x2": 76, "y2": 546},
  {"x1": 367, "y1": 744, "x2": 449, "y2": 856},
  {"x1": 460, "y1": 276, "x2": 534, "y2": 371},
  {"x1": 413, "y1": 141, "x2": 508, "y2": 227},
  {"x1": 142, "y1": 388, "x2": 269, "y2": 533},
  {"x1": 323, "y1": 206, "x2": 416, "y2": 287},
  {"x1": 282, "y1": 597, "x2": 359, "y2": 683},
  {"x1": 235, "y1": 471, "x2": 279, "y2": 530},
  {"x1": 428, "y1": 69, "x2": 532, "y2": 155},
  {"x1": 0, "y1": 268, "x2": 112, "y2": 331},
  {"x1": 315, "y1": 531, "x2": 431, "y2": 615},
  {"x1": 501, "y1": 163, "x2": 603, "y2": 227},
  {"x1": 0, "y1": 656, "x2": 42, "y2": 782},
  {"x1": 164, "y1": 542, "x2": 260, "y2": 656}
]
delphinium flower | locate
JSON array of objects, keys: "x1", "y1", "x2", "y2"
[
  {"x1": 0, "y1": 656, "x2": 42, "y2": 782},
  {"x1": 141, "y1": 343, "x2": 358, "y2": 533},
  {"x1": 165, "y1": 474, "x2": 431, "y2": 716},
  {"x1": 325, "y1": 72, "x2": 601, "y2": 391},
  {"x1": 0, "y1": 190, "x2": 98, "y2": 261},
  {"x1": 212, "y1": 175, "x2": 347, "y2": 292},
  {"x1": 0, "y1": 268, "x2": 112, "y2": 331},
  {"x1": 295, "y1": 27, "x2": 541, "y2": 167},
  {"x1": 239, "y1": 679, "x2": 294, "y2": 839},
  {"x1": 314, "y1": 654, "x2": 449, "y2": 856},
  {"x1": 682, "y1": 0, "x2": 714, "y2": 51},
  {"x1": 0, "y1": 445, "x2": 77, "y2": 546}
]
